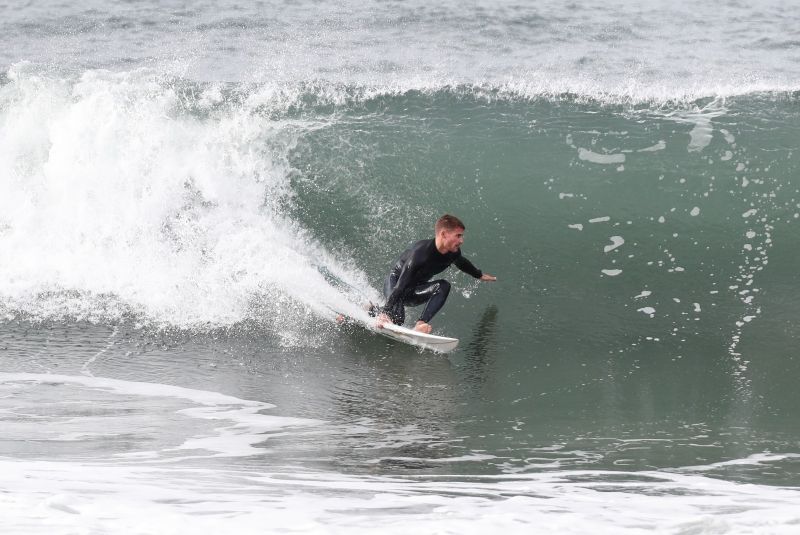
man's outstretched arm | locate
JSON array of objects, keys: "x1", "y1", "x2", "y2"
[{"x1": 454, "y1": 255, "x2": 496, "y2": 281}]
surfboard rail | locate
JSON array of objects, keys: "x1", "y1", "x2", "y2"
[{"x1": 374, "y1": 322, "x2": 459, "y2": 353}]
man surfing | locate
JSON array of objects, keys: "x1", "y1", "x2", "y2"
[{"x1": 372, "y1": 214, "x2": 496, "y2": 334}]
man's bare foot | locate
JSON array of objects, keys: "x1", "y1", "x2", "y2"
[
  {"x1": 335, "y1": 313, "x2": 345, "y2": 324},
  {"x1": 414, "y1": 321, "x2": 432, "y2": 334}
]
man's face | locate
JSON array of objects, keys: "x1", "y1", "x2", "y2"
[{"x1": 440, "y1": 227, "x2": 464, "y2": 253}]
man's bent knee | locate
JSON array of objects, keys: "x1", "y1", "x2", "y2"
[{"x1": 436, "y1": 279, "x2": 451, "y2": 297}]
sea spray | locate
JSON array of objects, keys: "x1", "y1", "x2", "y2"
[{"x1": 0, "y1": 67, "x2": 375, "y2": 335}]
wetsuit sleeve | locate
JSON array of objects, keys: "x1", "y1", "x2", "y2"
[{"x1": 454, "y1": 254, "x2": 483, "y2": 279}]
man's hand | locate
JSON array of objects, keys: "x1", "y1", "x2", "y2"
[
  {"x1": 480, "y1": 273, "x2": 497, "y2": 282},
  {"x1": 376, "y1": 313, "x2": 391, "y2": 329}
]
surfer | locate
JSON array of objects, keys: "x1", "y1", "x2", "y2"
[{"x1": 372, "y1": 214, "x2": 496, "y2": 334}]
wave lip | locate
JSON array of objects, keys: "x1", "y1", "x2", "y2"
[
  {"x1": 5, "y1": 59, "x2": 800, "y2": 109},
  {"x1": 222, "y1": 76, "x2": 800, "y2": 109}
]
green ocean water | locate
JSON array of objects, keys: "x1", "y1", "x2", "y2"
[
  {"x1": 285, "y1": 91, "x2": 800, "y2": 478},
  {"x1": 2, "y1": 1, "x2": 800, "y2": 530},
  {"x1": 3, "y1": 84, "x2": 798, "y2": 483}
]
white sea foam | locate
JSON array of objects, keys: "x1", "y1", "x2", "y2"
[
  {"x1": 601, "y1": 269, "x2": 622, "y2": 277},
  {"x1": 604, "y1": 236, "x2": 625, "y2": 253},
  {"x1": 638, "y1": 140, "x2": 666, "y2": 152},
  {"x1": 720, "y1": 129, "x2": 736, "y2": 145},
  {"x1": 578, "y1": 148, "x2": 626, "y2": 164},
  {"x1": 3, "y1": 458, "x2": 798, "y2": 535},
  {"x1": 0, "y1": 373, "x2": 321, "y2": 459},
  {"x1": 742, "y1": 209, "x2": 758, "y2": 218},
  {"x1": 671, "y1": 100, "x2": 727, "y2": 153},
  {"x1": 688, "y1": 120, "x2": 713, "y2": 152}
]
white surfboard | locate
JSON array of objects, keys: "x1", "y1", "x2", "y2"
[{"x1": 373, "y1": 322, "x2": 459, "y2": 353}]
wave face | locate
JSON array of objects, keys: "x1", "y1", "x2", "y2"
[{"x1": 2, "y1": 63, "x2": 799, "y2": 348}]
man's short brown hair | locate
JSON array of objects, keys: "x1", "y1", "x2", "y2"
[{"x1": 435, "y1": 214, "x2": 465, "y2": 233}]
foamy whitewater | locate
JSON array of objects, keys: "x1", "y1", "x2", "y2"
[{"x1": 2, "y1": 1, "x2": 800, "y2": 533}]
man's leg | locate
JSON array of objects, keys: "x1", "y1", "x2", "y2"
[
  {"x1": 377, "y1": 276, "x2": 451, "y2": 330},
  {"x1": 404, "y1": 279, "x2": 451, "y2": 328},
  {"x1": 377, "y1": 272, "x2": 405, "y2": 325}
]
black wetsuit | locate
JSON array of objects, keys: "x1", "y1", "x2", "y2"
[{"x1": 378, "y1": 239, "x2": 483, "y2": 325}]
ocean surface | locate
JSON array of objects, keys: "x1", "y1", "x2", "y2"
[{"x1": 2, "y1": 1, "x2": 800, "y2": 533}]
